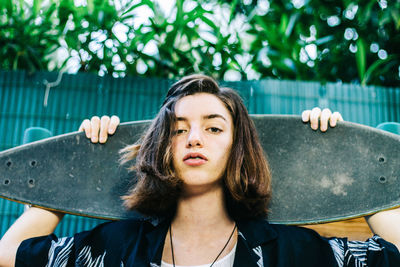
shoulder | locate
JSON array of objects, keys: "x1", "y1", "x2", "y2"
[
  {"x1": 237, "y1": 218, "x2": 329, "y2": 248},
  {"x1": 268, "y1": 223, "x2": 333, "y2": 253},
  {"x1": 269, "y1": 223, "x2": 320, "y2": 239},
  {"x1": 269, "y1": 224, "x2": 400, "y2": 266},
  {"x1": 84, "y1": 218, "x2": 147, "y2": 235},
  {"x1": 74, "y1": 218, "x2": 152, "y2": 247},
  {"x1": 328, "y1": 235, "x2": 400, "y2": 267},
  {"x1": 16, "y1": 218, "x2": 155, "y2": 267},
  {"x1": 253, "y1": 220, "x2": 325, "y2": 244},
  {"x1": 237, "y1": 219, "x2": 338, "y2": 266}
]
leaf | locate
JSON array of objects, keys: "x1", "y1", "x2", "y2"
[
  {"x1": 6, "y1": 0, "x2": 13, "y2": 16},
  {"x1": 279, "y1": 13, "x2": 288, "y2": 36},
  {"x1": 200, "y1": 15, "x2": 218, "y2": 31},
  {"x1": 33, "y1": 0, "x2": 42, "y2": 17},
  {"x1": 355, "y1": 38, "x2": 366, "y2": 82},
  {"x1": 253, "y1": 15, "x2": 269, "y2": 33},
  {"x1": 175, "y1": 0, "x2": 184, "y2": 27},
  {"x1": 391, "y1": 8, "x2": 400, "y2": 30},
  {"x1": 13, "y1": 52, "x2": 20, "y2": 70},
  {"x1": 285, "y1": 13, "x2": 299, "y2": 37},
  {"x1": 362, "y1": 55, "x2": 397, "y2": 85},
  {"x1": 314, "y1": 35, "x2": 334, "y2": 46},
  {"x1": 229, "y1": 0, "x2": 239, "y2": 23},
  {"x1": 119, "y1": 14, "x2": 136, "y2": 21}
]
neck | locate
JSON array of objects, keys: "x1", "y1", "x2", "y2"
[
  {"x1": 162, "y1": 184, "x2": 237, "y2": 266},
  {"x1": 172, "y1": 184, "x2": 234, "y2": 233}
]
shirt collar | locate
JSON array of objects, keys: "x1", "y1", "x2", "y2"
[
  {"x1": 145, "y1": 217, "x2": 171, "y2": 264},
  {"x1": 142, "y1": 217, "x2": 278, "y2": 266},
  {"x1": 236, "y1": 218, "x2": 278, "y2": 247}
]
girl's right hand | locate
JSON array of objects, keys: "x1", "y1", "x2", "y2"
[{"x1": 78, "y1": 115, "x2": 120, "y2": 143}]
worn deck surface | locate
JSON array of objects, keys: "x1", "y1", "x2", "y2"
[{"x1": 1, "y1": 115, "x2": 399, "y2": 225}]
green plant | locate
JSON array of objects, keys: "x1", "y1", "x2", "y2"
[
  {"x1": 0, "y1": 0, "x2": 60, "y2": 72},
  {"x1": 245, "y1": 0, "x2": 400, "y2": 86},
  {"x1": 0, "y1": 0, "x2": 399, "y2": 86}
]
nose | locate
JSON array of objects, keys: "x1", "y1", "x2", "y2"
[{"x1": 186, "y1": 128, "x2": 203, "y2": 147}]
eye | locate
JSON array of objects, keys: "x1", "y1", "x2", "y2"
[
  {"x1": 207, "y1": 127, "x2": 222, "y2": 133},
  {"x1": 174, "y1": 129, "x2": 187, "y2": 135}
]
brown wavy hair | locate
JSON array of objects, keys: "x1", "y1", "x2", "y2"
[{"x1": 120, "y1": 74, "x2": 271, "y2": 219}]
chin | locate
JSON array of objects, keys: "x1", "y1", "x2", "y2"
[
  {"x1": 180, "y1": 171, "x2": 220, "y2": 183},
  {"x1": 181, "y1": 177, "x2": 223, "y2": 193},
  {"x1": 181, "y1": 183, "x2": 223, "y2": 197}
]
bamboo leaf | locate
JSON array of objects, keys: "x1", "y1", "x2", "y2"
[
  {"x1": 254, "y1": 15, "x2": 269, "y2": 33},
  {"x1": 33, "y1": 0, "x2": 42, "y2": 17},
  {"x1": 176, "y1": 0, "x2": 184, "y2": 27},
  {"x1": 87, "y1": 0, "x2": 94, "y2": 14},
  {"x1": 314, "y1": 35, "x2": 334, "y2": 45},
  {"x1": 229, "y1": 0, "x2": 239, "y2": 23},
  {"x1": 355, "y1": 38, "x2": 366, "y2": 82},
  {"x1": 279, "y1": 14, "x2": 288, "y2": 36},
  {"x1": 13, "y1": 53, "x2": 20, "y2": 70},
  {"x1": 201, "y1": 15, "x2": 218, "y2": 31},
  {"x1": 285, "y1": 13, "x2": 299, "y2": 37},
  {"x1": 5, "y1": 0, "x2": 13, "y2": 16},
  {"x1": 362, "y1": 55, "x2": 397, "y2": 85},
  {"x1": 391, "y1": 9, "x2": 400, "y2": 30}
]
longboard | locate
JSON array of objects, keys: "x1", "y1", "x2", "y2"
[{"x1": 0, "y1": 115, "x2": 399, "y2": 225}]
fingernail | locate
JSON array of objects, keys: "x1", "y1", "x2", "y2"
[
  {"x1": 311, "y1": 123, "x2": 318, "y2": 130},
  {"x1": 100, "y1": 137, "x2": 106, "y2": 143},
  {"x1": 321, "y1": 126, "x2": 327, "y2": 132},
  {"x1": 91, "y1": 137, "x2": 98, "y2": 143}
]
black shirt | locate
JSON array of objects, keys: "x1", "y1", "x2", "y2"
[{"x1": 16, "y1": 217, "x2": 400, "y2": 266}]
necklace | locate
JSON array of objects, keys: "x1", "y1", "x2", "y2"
[{"x1": 169, "y1": 223, "x2": 237, "y2": 267}]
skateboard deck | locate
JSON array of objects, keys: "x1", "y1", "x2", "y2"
[{"x1": 0, "y1": 115, "x2": 399, "y2": 225}]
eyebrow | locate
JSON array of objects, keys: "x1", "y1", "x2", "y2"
[{"x1": 176, "y1": 114, "x2": 227, "y2": 122}]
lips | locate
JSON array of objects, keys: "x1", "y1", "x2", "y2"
[{"x1": 183, "y1": 152, "x2": 208, "y2": 166}]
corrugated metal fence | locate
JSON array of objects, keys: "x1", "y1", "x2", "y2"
[{"x1": 1, "y1": 70, "x2": 399, "y2": 237}]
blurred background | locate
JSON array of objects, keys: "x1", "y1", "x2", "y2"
[
  {"x1": 1, "y1": 0, "x2": 399, "y2": 85},
  {"x1": 0, "y1": 0, "x2": 399, "y2": 238}
]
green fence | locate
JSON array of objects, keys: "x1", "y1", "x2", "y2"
[{"x1": 1, "y1": 70, "x2": 399, "y2": 237}]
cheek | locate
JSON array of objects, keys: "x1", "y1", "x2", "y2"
[
  {"x1": 171, "y1": 138, "x2": 181, "y2": 168},
  {"x1": 217, "y1": 141, "x2": 233, "y2": 166},
  {"x1": 171, "y1": 137, "x2": 179, "y2": 155},
  {"x1": 171, "y1": 146, "x2": 177, "y2": 165},
  {"x1": 223, "y1": 133, "x2": 234, "y2": 156}
]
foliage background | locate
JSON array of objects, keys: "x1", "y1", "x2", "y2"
[{"x1": 0, "y1": 0, "x2": 399, "y2": 86}]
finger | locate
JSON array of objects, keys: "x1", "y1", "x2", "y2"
[
  {"x1": 301, "y1": 110, "x2": 311, "y2": 122},
  {"x1": 309, "y1": 107, "x2": 322, "y2": 130},
  {"x1": 99, "y1": 116, "x2": 111, "y2": 143},
  {"x1": 78, "y1": 119, "x2": 92, "y2": 138},
  {"x1": 330, "y1": 112, "x2": 344, "y2": 127},
  {"x1": 90, "y1": 116, "x2": 101, "y2": 143},
  {"x1": 320, "y1": 108, "x2": 332, "y2": 132},
  {"x1": 337, "y1": 112, "x2": 344, "y2": 121},
  {"x1": 108, "y1": 115, "x2": 120, "y2": 135}
]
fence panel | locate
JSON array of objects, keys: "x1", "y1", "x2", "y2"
[{"x1": 0, "y1": 70, "x2": 399, "y2": 237}]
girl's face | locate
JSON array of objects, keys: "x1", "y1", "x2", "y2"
[{"x1": 171, "y1": 93, "x2": 234, "y2": 193}]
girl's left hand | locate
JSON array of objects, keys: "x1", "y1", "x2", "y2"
[{"x1": 301, "y1": 107, "x2": 343, "y2": 132}]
